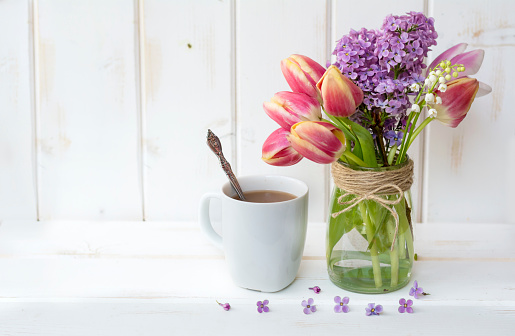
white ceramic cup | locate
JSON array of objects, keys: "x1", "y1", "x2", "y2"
[{"x1": 199, "y1": 175, "x2": 309, "y2": 292}]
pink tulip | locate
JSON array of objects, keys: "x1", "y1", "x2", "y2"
[
  {"x1": 288, "y1": 121, "x2": 346, "y2": 164},
  {"x1": 316, "y1": 65, "x2": 363, "y2": 118},
  {"x1": 428, "y1": 43, "x2": 485, "y2": 78},
  {"x1": 427, "y1": 43, "x2": 468, "y2": 72},
  {"x1": 262, "y1": 128, "x2": 303, "y2": 166},
  {"x1": 433, "y1": 77, "x2": 479, "y2": 128},
  {"x1": 281, "y1": 55, "x2": 326, "y2": 103},
  {"x1": 263, "y1": 91, "x2": 321, "y2": 131}
]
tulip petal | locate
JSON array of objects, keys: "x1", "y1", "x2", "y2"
[
  {"x1": 317, "y1": 66, "x2": 363, "y2": 118},
  {"x1": 434, "y1": 77, "x2": 479, "y2": 128},
  {"x1": 293, "y1": 121, "x2": 345, "y2": 155},
  {"x1": 262, "y1": 128, "x2": 303, "y2": 166},
  {"x1": 289, "y1": 134, "x2": 334, "y2": 164},
  {"x1": 263, "y1": 91, "x2": 321, "y2": 130},
  {"x1": 289, "y1": 121, "x2": 345, "y2": 164},
  {"x1": 476, "y1": 81, "x2": 492, "y2": 98},
  {"x1": 289, "y1": 54, "x2": 326, "y2": 85},
  {"x1": 427, "y1": 43, "x2": 468, "y2": 71},
  {"x1": 450, "y1": 49, "x2": 484, "y2": 77},
  {"x1": 436, "y1": 114, "x2": 467, "y2": 128},
  {"x1": 281, "y1": 55, "x2": 325, "y2": 103}
]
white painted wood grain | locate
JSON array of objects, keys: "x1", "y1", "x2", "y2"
[
  {"x1": 36, "y1": 0, "x2": 142, "y2": 220},
  {"x1": 0, "y1": 220, "x2": 514, "y2": 335},
  {"x1": 425, "y1": 0, "x2": 515, "y2": 223},
  {"x1": 332, "y1": 0, "x2": 426, "y2": 222},
  {"x1": 0, "y1": 302, "x2": 513, "y2": 336},
  {"x1": 141, "y1": 0, "x2": 234, "y2": 221},
  {"x1": 236, "y1": 0, "x2": 329, "y2": 222},
  {"x1": 0, "y1": 0, "x2": 37, "y2": 220},
  {"x1": 0, "y1": 221, "x2": 513, "y2": 301},
  {"x1": 0, "y1": 303, "x2": 513, "y2": 336}
]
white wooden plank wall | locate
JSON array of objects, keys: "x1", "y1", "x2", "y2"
[
  {"x1": 0, "y1": 0, "x2": 512, "y2": 224},
  {"x1": 141, "y1": 0, "x2": 233, "y2": 220},
  {"x1": 0, "y1": 0, "x2": 37, "y2": 220},
  {"x1": 425, "y1": 0, "x2": 514, "y2": 223},
  {"x1": 36, "y1": 0, "x2": 142, "y2": 220},
  {"x1": 236, "y1": 0, "x2": 328, "y2": 222}
]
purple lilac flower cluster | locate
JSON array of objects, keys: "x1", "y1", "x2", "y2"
[{"x1": 333, "y1": 12, "x2": 438, "y2": 135}]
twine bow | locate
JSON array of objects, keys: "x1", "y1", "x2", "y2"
[{"x1": 331, "y1": 160, "x2": 414, "y2": 251}]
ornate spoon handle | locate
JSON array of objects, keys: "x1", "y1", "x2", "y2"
[{"x1": 206, "y1": 129, "x2": 246, "y2": 201}]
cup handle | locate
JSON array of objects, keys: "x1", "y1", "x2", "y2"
[{"x1": 199, "y1": 192, "x2": 223, "y2": 250}]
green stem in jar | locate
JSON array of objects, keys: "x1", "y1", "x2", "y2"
[{"x1": 360, "y1": 202, "x2": 383, "y2": 288}]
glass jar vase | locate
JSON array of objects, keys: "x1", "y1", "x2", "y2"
[{"x1": 326, "y1": 159, "x2": 414, "y2": 294}]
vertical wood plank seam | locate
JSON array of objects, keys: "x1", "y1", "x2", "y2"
[
  {"x1": 29, "y1": 0, "x2": 41, "y2": 221},
  {"x1": 421, "y1": 0, "x2": 432, "y2": 224},
  {"x1": 135, "y1": 0, "x2": 147, "y2": 221},
  {"x1": 415, "y1": 0, "x2": 430, "y2": 224},
  {"x1": 231, "y1": 0, "x2": 238, "y2": 174},
  {"x1": 324, "y1": 0, "x2": 334, "y2": 221}
]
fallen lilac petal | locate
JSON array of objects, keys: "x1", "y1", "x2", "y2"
[
  {"x1": 216, "y1": 301, "x2": 231, "y2": 311},
  {"x1": 309, "y1": 286, "x2": 321, "y2": 294}
]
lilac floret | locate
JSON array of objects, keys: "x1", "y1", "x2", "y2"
[
  {"x1": 334, "y1": 296, "x2": 350, "y2": 313},
  {"x1": 257, "y1": 300, "x2": 270, "y2": 313},
  {"x1": 399, "y1": 298, "x2": 414, "y2": 313},
  {"x1": 365, "y1": 303, "x2": 383, "y2": 316},
  {"x1": 409, "y1": 280, "x2": 426, "y2": 299},
  {"x1": 302, "y1": 298, "x2": 317, "y2": 314}
]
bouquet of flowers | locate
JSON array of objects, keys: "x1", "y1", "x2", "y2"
[
  {"x1": 261, "y1": 12, "x2": 491, "y2": 293},
  {"x1": 262, "y1": 11, "x2": 490, "y2": 168}
]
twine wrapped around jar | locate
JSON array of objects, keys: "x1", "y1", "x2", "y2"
[{"x1": 330, "y1": 159, "x2": 414, "y2": 250}]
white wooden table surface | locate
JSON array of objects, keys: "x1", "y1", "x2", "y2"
[{"x1": 0, "y1": 221, "x2": 513, "y2": 335}]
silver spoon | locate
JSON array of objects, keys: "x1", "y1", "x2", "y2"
[{"x1": 206, "y1": 129, "x2": 246, "y2": 201}]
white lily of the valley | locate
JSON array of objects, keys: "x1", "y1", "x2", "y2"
[
  {"x1": 428, "y1": 108, "x2": 438, "y2": 118},
  {"x1": 438, "y1": 83, "x2": 447, "y2": 92},
  {"x1": 425, "y1": 93, "x2": 435, "y2": 104},
  {"x1": 410, "y1": 103, "x2": 421, "y2": 113},
  {"x1": 410, "y1": 83, "x2": 420, "y2": 92},
  {"x1": 436, "y1": 96, "x2": 442, "y2": 104}
]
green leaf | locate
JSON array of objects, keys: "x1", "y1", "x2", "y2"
[
  {"x1": 326, "y1": 115, "x2": 364, "y2": 160},
  {"x1": 327, "y1": 189, "x2": 362, "y2": 258},
  {"x1": 338, "y1": 124, "x2": 363, "y2": 160},
  {"x1": 341, "y1": 118, "x2": 378, "y2": 167},
  {"x1": 365, "y1": 200, "x2": 390, "y2": 252}
]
